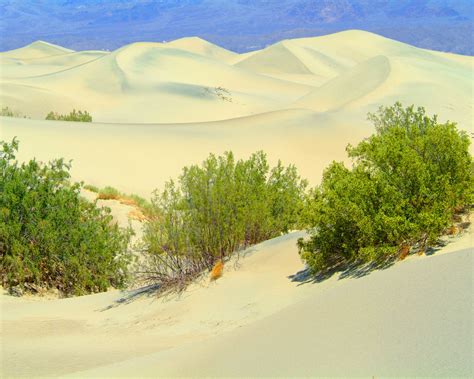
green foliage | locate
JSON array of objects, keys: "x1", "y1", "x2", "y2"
[
  {"x1": 46, "y1": 109, "x2": 92, "y2": 122},
  {"x1": 95, "y1": 186, "x2": 152, "y2": 216},
  {"x1": 97, "y1": 186, "x2": 121, "y2": 200},
  {"x1": 0, "y1": 139, "x2": 132, "y2": 296},
  {"x1": 84, "y1": 184, "x2": 99, "y2": 193},
  {"x1": 140, "y1": 151, "x2": 307, "y2": 292},
  {"x1": 1, "y1": 106, "x2": 28, "y2": 118},
  {"x1": 299, "y1": 103, "x2": 472, "y2": 273}
]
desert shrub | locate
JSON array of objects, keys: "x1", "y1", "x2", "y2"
[
  {"x1": 97, "y1": 186, "x2": 121, "y2": 200},
  {"x1": 1, "y1": 106, "x2": 28, "y2": 118},
  {"x1": 140, "y1": 151, "x2": 307, "y2": 292},
  {"x1": 96, "y1": 186, "x2": 152, "y2": 216},
  {"x1": 84, "y1": 184, "x2": 99, "y2": 193},
  {"x1": 298, "y1": 103, "x2": 472, "y2": 273},
  {"x1": 46, "y1": 109, "x2": 92, "y2": 122},
  {"x1": 0, "y1": 138, "x2": 132, "y2": 296}
]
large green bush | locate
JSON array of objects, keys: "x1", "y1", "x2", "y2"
[
  {"x1": 140, "y1": 151, "x2": 307, "y2": 291},
  {"x1": 0, "y1": 139, "x2": 132, "y2": 296},
  {"x1": 298, "y1": 103, "x2": 472, "y2": 273},
  {"x1": 46, "y1": 109, "x2": 92, "y2": 122}
]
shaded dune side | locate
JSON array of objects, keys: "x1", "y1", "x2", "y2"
[
  {"x1": 293, "y1": 55, "x2": 391, "y2": 112},
  {"x1": 166, "y1": 37, "x2": 238, "y2": 62},
  {"x1": 235, "y1": 42, "x2": 314, "y2": 75},
  {"x1": 112, "y1": 42, "x2": 312, "y2": 94}
]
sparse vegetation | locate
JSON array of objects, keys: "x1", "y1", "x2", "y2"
[
  {"x1": 2, "y1": 102, "x2": 470, "y2": 298},
  {"x1": 204, "y1": 86, "x2": 233, "y2": 102},
  {"x1": 298, "y1": 103, "x2": 473, "y2": 274},
  {"x1": 46, "y1": 109, "x2": 92, "y2": 122},
  {"x1": 0, "y1": 138, "x2": 132, "y2": 296},
  {"x1": 139, "y1": 151, "x2": 307, "y2": 293},
  {"x1": 1, "y1": 106, "x2": 29, "y2": 118},
  {"x1": 95, "y1": 186, "x2": 152, "y2": 217},
  {"x1": 97, "y1": 186, "x2": 121, "y2": 200},
  {"x1": 83, "y1": 184, "x2": 99, "y2": 193}
]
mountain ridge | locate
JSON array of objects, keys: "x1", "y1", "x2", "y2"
[{"x1": 0, "y1": 0, "x2": 472, "y2": 55}]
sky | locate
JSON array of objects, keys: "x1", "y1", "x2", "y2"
[{"x1": 0, "y1": 0, "x2": 473, "y2": 54}]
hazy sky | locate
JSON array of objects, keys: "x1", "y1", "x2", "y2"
[{"x1": 0, "y1": 0, "x2": 472, "y2": 54}]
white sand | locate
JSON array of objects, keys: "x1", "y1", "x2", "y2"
[{"x1": 0, "y1": 30, "x2": 473, "y2": 377}]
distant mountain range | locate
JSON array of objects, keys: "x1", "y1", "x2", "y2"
[{"x1": 0, "y1": 0, "x2": 473, "y2": 55}]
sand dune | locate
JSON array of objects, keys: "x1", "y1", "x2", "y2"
[
  {"x1": 2, "y1": 226, "x2": 472, "y2": 377},
  {"x1": 0, "y1": 109, "x2": 365, "y2": 196},
  {"x1": 0, "y1": 51, "x2": 109, "y2": 79},
  {"x1": 235, "y1": 41, "x2": 315, "y2": 75},
  {"x1": 166, "y1": 36, "x2": 238, "y2": 62},
  {"x1": 294, "y1": 55, "x2": 391, "y2": 111},
  {"x1": 1, "y1": 30, "x2": 473, "y2": 377},
  {"x1": 1, "y1": 30, "x2": 472, "y2": 125},
  {"x1": 2, "y1": 41, "x2": 311, "y2": 122},
  {"x1": 72, "y1": 246, "x2": 474, "y2": 377},
  {"x1": 0, "y1": 40, "x2": 73, "y2": 59}
]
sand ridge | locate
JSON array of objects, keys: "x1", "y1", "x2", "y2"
[{"x1": 0, "y1": 30, "x2": 471, "y2": 124}]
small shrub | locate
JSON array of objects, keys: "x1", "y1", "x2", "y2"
[
  {"x1": 46, "y1": 109, "x2": 92, "y2": 122},
  {"x1": 84, "y1": 184, "x2": 99, "y2": 193},
  {"x1": 1, "y1": 106, "x2": 28, "y2": 118},
  {"x1": 96, "y1": 187, "x2": 152, "y2": 218},
  {"x1": 0, "y1": 138, "x2": 132, "y2": 296},
  {"x1": 97, "y1": 186, "x2": 121, "y2": 200},
  {"x1": 298, "y1": 103, "x2": 472, "y2": 274}
]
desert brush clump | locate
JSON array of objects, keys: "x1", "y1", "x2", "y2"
[
  {"x1": 46, "y1": 109, "x2": 92, "y2": 122},
  {"x1": 97, "y1": 186, "x2": 121, "y2": 200},
  {"x1": 1, "y1": 106, "x2": 28, "y2": 118},
  {"x1": 83, "y1": 184, "x2": 99, "y2": 193},
  {"x1": 95, "y1": 186, "x2": 152, "y2": 218},
  {"x1": 0, "y1": 138, "x2": 132, "y2": 296},
  {"x1": 139, "y1": 151, "x2": 307, "y2": 293},
  {"x1": 298, "y1": 102, "x2": 473, "y2": 274}
]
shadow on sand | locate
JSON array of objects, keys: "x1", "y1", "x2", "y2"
[
  {"x1": 288, "y1": 238, "x2": 453, "y2": 286},
  {"x1": 288, "y1": 258, "x2": 396, "y2": 286},
  {"x1": 98, "y1": 284, "x2": 163, "y2": 312},
  {"x1": 99, "y1": 249, "x2": 256, "y2": 312}
]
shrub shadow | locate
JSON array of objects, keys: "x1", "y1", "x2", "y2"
[
  {"x1": 288, "y1": 257, "x2": 397, "y2": 286},
  {"x1": 98, "y1": 284, "x2": 162, "y2": 311}
]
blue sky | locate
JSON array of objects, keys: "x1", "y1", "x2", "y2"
[{"x1": 0, "y1": 1, "x2": 472, "y2": 54}]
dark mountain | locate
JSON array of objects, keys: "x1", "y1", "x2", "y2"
[{"x1": 0, "y1": 0, "x2": 472, "y2": 54}]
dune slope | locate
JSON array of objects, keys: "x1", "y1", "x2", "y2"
[
  {"x1": 0, "y1": 30, "x2": 471, "y2": 125},
  {"x1": 0, "y1": 40, "x2": 73, "y2": 59},
  {"x1": 2, "y1": 228, "x2": 471, "y2": 377},
  {"x1": 72, "y1": 247, "x2": 473, "y2": 377}
]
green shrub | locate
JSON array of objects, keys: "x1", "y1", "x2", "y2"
[
  {"x1": 0, "y1": 138, "x2": 132, "y2": 296},
  {"x1": 1, "y1": 106, "x2": 28, "y2": 118},
  {"x1": 140, "y1": 151, "x2": 307, "y2": 292},
  {"x1": 94, "y1": 186, "x2": 152, "y2": 217},
  {"x1": 84, "y1": 184, "x2": 99, "y2": 193},
  {"x1": 46, "y1": 109, "x2": 92, "y2": 122},
  {"x1": 298, "y1": 103, "x2": 473, "y2": 274},
  {"x1": 97, "y1": 186, "x2": 121, "y2": 200}
]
